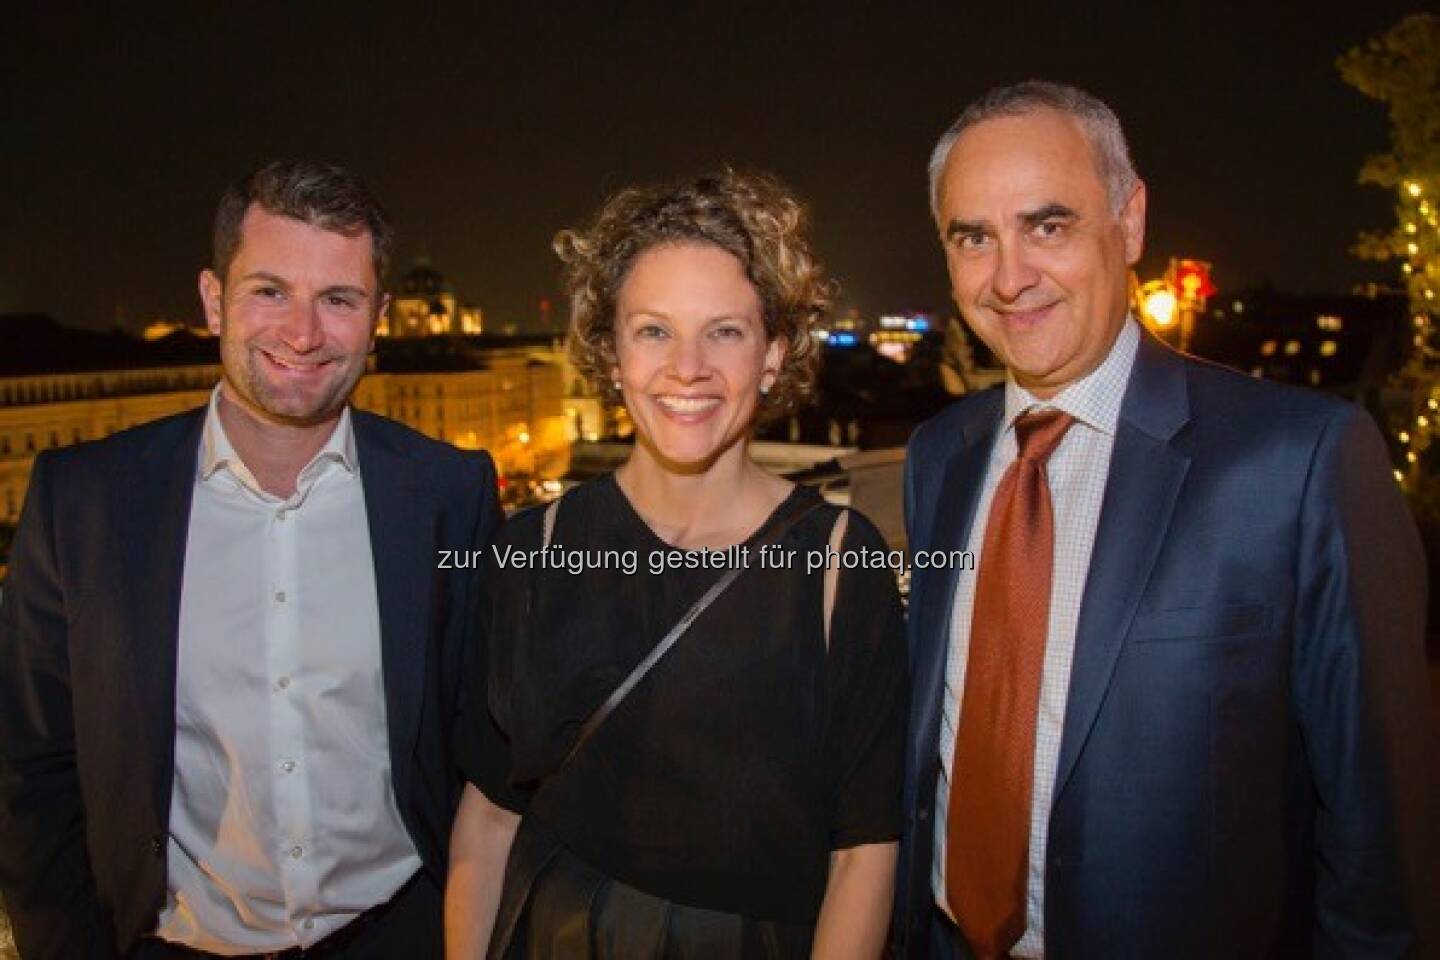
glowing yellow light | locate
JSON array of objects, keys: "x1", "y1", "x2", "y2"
[
  {"x1": 1400, "y1": 431, "x2": 1411, "y2": 444},
  {"x1": 1418, "y1": 415, "x2": 1429, "y2": 428},
  {"x1": 1422, "y1": 202, "x2": 1433, "y2": 215},
  {"x1": 1140, "y1": 284, "x2": 1178, "y2": 329},
  {"x1": 1406, "y1": 222, "x2": 1418, "y2": 234},
  {"x1": 1407, "y1": 182, "x2": 1423, "y2": 197},
  {"x1": 1319, "y1": 340, "x2": 1338, "y2": 357},
  {"x1": 1404, "y1": 264, "x2": 1414, "y2": 274},
  {"x1": 1394, "y1": 469, "x2": 1406, "y2": 483},
  {"x1": 1284, "y1": 340, "x2": 1301, "y2": 356},
  {"x1": 1431, "y1": 398, "x2": 1440, "y2": 411},
  {"x1": 1260, "y1": 340, "x2": 1278, "y2": 357},
  {"x1": 1408, "y1": 242, "x2": 1420, "y2": 255},
  {"x1": 518, "y1": 431, "x2": 531, "y2": 445},
  {"x1": 1407, "y1": 451, "x2": 1418, "y2": 463}
]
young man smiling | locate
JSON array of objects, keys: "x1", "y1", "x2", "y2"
[{"x1": 0, "y1": 160, "x2": 499, "y2": 959}]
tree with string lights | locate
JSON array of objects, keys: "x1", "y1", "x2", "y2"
[{"x1": 1338, "y1": 13, "x2": 1440, "y2": 499}]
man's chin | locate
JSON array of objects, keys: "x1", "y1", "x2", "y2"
[{"x1": 245, "y1": 388, "x2": 348, "y2": 427}]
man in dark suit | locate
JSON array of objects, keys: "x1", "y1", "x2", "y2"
[
  {"x1": 895, "y1": 81, "x2": 1438, "y2": 958},
  {"x1": 0, "y1": 160, "x2": 499, "y2": 958}
]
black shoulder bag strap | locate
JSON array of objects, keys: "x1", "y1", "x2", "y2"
[{"x1": 542, "y1": 493, "x2": 824, "y2": 771}]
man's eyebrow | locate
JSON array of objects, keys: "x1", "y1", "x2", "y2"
[
  {"x1": 235, "y1": 270, "x2": 290, "y2": 287},
  {"x1": 1019, "y1": 203, "x2": 1078, "y2": 226},
  {"x1": 318, "y1": 284, "x2": 371, "y2": 300},
  {"x1": 945, "y1": 218, "x2": 988, "y2": 241}
]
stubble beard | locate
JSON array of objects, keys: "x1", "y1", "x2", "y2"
[{"x1": 220, "y1": 330, "x2": 362, "y2": 429}]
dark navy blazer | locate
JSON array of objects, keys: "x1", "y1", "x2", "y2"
[
  {"x1": 0, "y1": 407, "x2": 499, "y2": 959},
  {"x1": 894, "y1": 333, "x2": 1439, "y2": 958}
]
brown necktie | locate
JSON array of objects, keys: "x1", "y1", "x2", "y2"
[{"x1": 946, "y1": 408, "x2": 1075, "y2": 958}]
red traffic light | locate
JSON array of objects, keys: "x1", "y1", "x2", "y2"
[{"x1": 1172, "y1": 259, "x2": 1216, "y2": 302}]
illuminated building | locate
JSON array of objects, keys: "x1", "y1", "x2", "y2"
[
  {"x1": 870, "y1": 314, "x2": 932, "y2": 362},
  {"x1": 1193, "y1": 290, "x2": 1406, "y2": 395},
  {"x1": 378, "y1": 257, "x2": 484, "y2": 337}
]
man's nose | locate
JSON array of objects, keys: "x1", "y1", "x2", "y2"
[
  {"x1": 278, "y1": 300, "x2": 323, "y2": 352},
  {"x1": 990, "y1": 241, "x2": 1041, "y2": 302}
]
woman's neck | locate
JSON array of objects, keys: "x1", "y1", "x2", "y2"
[{"x1": 616, "y1": 441, "x2": 792, "y2": 550}]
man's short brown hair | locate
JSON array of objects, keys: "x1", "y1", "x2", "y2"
[{"x1": 212, "y1": 159, "x2": 394, "y2": 285}]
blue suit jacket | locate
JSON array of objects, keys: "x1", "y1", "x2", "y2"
[
  {"x1": 895, "y1": 333, "x2": 1439, "y2": 958},
  {"x1": 0, "y1": 407, "x2": 499, "y2": 959}
]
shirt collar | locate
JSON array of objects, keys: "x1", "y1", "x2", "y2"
[
  {"x1": 1002, "y1": 316, "x2": 1141, "y2": 438},
  {"x1": 199, "y1": 385, "x2": 358, "y2": 490}
]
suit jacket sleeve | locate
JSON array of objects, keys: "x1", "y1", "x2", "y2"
[
  {"x1": 0, "y1": 452, "x2": 120, "y2": 959},
  {"x1": 1291, "y1": 405, "x2": 1439, "y2": 957}
]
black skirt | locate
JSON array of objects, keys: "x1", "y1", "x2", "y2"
[{"x1": 491, "y1": 819, "x2": 814, "y2": 960}]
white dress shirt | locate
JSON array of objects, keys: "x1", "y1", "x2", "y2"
[
  {"x1": 156, "y1": 388, "x2": 420, "y2": 954},
  {"x1": 933, "y1": 320, "x2": 1140, "y2": 957}
]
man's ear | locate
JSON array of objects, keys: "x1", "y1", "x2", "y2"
[
  {"x1": 199, "y1": 269, "x2": 224, "y2": 335},
  {"x1": 1120, "y1": 180, "x2": 1147, "y2": 266}
]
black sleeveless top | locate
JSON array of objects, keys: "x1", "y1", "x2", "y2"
[{"x1": 458, "y1": 474, "x2": 907, "y2": 924}]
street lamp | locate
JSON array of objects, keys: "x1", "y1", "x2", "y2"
[
  {"x1": 1139, "y1": 281, "x2": 1179, "y2": 330},
  {"x1": 1133, "y1": 259, "x2": 1215, "y2": 352}
]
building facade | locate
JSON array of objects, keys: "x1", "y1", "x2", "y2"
[
  {"x1": 0, "y1": 322, "x2": 571, "y2": 527},
  {"x1": 379, "y1": 257, "x2": 484, "y2": 337}
]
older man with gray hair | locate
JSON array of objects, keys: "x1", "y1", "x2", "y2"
[{"x1": 895, "y1": 80, "x2": 1438, "y2": 958}]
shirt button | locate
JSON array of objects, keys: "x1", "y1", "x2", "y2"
[
  {"x1": 276, "y1": 676, "x2": 291, "y2": 691},
  {"x1": 275, "y1": 510, "x2": 288, "y2": 522},
  {"x1": 290, "y1": 845, "x2": 304, "y2": 859},
  {"x1": 303, "y1": 919, "x2": 314, "y2": 930},
  {"x1": 281, "y1": 760, "x2": 296, "y2": 773},
  {"x1": 275, "y1": 590, "x2": 287, "y2": 604}
]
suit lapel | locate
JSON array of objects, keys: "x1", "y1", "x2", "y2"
[
  {"x1": 908, "y1": 394, "x2": 1002, "y2": 782},
  {"x1": 1053, "y1": 336, "x2": 1192, "y2": 799},
  {"x1": 122, "y1": 410, "x2": 205, "y2": 824},
  {"x1": 354, "y1": 415, "x2": 433, "y2": 807}
]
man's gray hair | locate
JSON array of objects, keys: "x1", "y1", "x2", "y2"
[{"x1": 927, "y1": 81, "x2": 1140, "y2": 217}]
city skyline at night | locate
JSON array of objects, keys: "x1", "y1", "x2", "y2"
[{"x1": 1, "y1": 1, "x2": 1430, "y2": 334}]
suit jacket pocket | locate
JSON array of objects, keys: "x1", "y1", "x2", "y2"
[{"x1": 1130, "y1": 602, "x2": 1276, "y2": 643}]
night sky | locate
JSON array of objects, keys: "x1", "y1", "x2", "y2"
[{"x1": 1, "y1": 1, "x2": 1429, "y2": 335}]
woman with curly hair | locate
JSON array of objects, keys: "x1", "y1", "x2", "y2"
[{"x1": 446, "y1": 170, "x2": 907, "y2": 959}]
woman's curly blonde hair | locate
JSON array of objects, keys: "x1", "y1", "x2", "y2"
[{"x1": 554, "y1": 169, "x2": 835, "y2": 423}]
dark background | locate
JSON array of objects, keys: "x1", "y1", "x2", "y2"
[{"x1": 0, "y1": 1, "x2": 1429, "y2": 334}]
